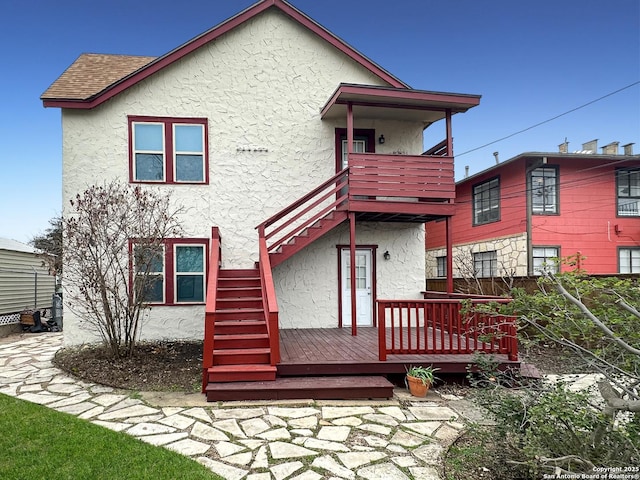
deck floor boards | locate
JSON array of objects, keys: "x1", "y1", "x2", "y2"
[{"x1": 278, "y1": 327, "x2": 517, "y2": 376}]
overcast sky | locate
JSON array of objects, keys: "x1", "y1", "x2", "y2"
[{"x1": 1, "y1": 0, "x2": 638, "y2": 243}]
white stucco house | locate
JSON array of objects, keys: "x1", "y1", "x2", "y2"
[{"x1": 42, "y1": 0, "x2": 500, "y2": 400}]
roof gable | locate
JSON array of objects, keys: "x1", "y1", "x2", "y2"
[{"x1": 42, "y1": 0, "x2": 408, "y2": 109}]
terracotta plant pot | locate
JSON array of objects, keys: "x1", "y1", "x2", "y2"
[{"x1": 406, "y1": 375, "x2": 431, "y2": 397}]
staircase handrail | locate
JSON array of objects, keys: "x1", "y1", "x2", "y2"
[
  {"x1": 258, "y1": 167, "x2": 348, "y2": 229},
  {"x1": 202, "y1": 226, "x2": 221, "y2": 392},
  {"x1": 256, "y1": 168, "x2": 348, "y2": 254},
  {"x1": 258, "y1": 233, "x2": 280, "y2": 365}
]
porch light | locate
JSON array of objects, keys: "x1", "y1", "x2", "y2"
[
  {"x1": 383, "y1": 250, "x2": 390, "y2": 260},
  {"x1": 378, "y1": 134, "x2": 385, "y2": 144}
]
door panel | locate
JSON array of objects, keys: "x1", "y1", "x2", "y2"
[{"x1": 341, "y1": 249, "x2": 373, "y2": 326}]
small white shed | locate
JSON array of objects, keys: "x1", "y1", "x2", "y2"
[{"x1": 0, "y1": 238, "x2": 56, "y2": 325}]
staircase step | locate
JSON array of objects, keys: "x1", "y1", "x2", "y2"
[
  {"x1": 214, "y1": 308, "x2": 264, "y2": 321},
  {"x1": 214, "y1": 320, "x2": 267, "y2": 335},
  {"x1": 218, "y1": 286, "x2": 262, "y2": 298},
  {"x1": 270, "y1": 211, "x2": 348, "y2": 268},
  {"x1": 207, "y1": 364, "x2": 277, "y2": 383},
  {"x1": 214, "y1": 333, "x2": 269, "y2": 349},
  {"x1": 217, "y1": 297, "x2": 263, "y2": 309},
  {"x1": 206, "y1": 375, "x2": 394, "y2": 401},
  {"x1": 219, "y1": 269, "x2": 260, "y2": 278},
  {"x1": 219, "y1": 277, "x2": 261, "y2": 288},
  {"x1": 213, "y1": 348, "x2": 271, "y2": 365}
]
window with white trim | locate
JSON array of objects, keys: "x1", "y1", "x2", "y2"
[
  {"x1": 130, "y1": 117, "x2": 207, "y2": 184},
  {"x1": 531, "y1": 167, "x2": 558, "y2": 214},
  {"x1": 436, "y1": 256, "x2": 447, "y2": 277},
  {"x1": 473, "y1": 251, "x2": 497, "y2": 278},
  {"x1": 132, "y1": 239, "x2": 208, "y2": 305},
  {"x1": 532, "y1": 246, "x2": 559, "y2": 275},
  {"x1": 619, "y1": 247, "x2": 640, "y2": 273},
  {"x1": 473, "y1": 177, "x2": 500, "y2": 225},
  {"x1": 617, "y1": 168, "x2": 640, "y2": 216}
]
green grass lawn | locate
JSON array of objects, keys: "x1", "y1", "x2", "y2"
[{"x1": 0, "y1": 394, "x2": 221, "y2": 480}]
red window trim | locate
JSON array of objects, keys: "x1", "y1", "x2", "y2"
[
  {"x1": 129, "y1": 237, "x2": 210, "y2": 306},
  {"x1": 128, "y1": 116, "x2": 209, "y2": 185}
]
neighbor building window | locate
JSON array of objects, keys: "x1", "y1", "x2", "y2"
[
  {"x1": 473, "y1": 177, "x2": 500, "y2": 225},
  {"x1": 532, "y1": 246, "x2": 559, "y2": 275},
  {"x1": 619, "y1": 247, "x2": 640, "y2": 273},
  {"x1": 473, "y1": 251, "x2": 497, "y2": 278},
  {"x1": 129, "y1": 116, "x2": 208, "y2": 184},
  {"x1": 617, "y1": 168, "x2": 640, "y2": 216},
  {"x1": 436, "y1": 256, "x2": 447, "y2": 277},
  {"x1": 530, "y1": 166, "x2": 558, "y2": 214},
  {"x1": 132, "y1": 239, "x2": 208, "y2": 305}
]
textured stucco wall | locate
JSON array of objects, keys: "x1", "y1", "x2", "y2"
[
  {"x1": 425, "y1": 232, "x2": 529, "y2": 279},
  {"x1": 60, "y1": 8, "x2": 426, "y2": 344},
  {"x1": 275, "y1": 222, "x2": 426, "y2": 329}
]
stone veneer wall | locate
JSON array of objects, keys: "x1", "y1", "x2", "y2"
[
  {"x1": 59, "y1": 8, "x2": 426, "y2": 345},
  {"x1": 426, "y1": 232, "x2": 529, "y2": 279}
]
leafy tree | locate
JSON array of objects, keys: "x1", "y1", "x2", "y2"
[
  {"x1": 64, "y1": 181, "x2": 183, "y2": 358},
  {"x1": 31, "y1": 215, "x2": 62, "y2": 275}
]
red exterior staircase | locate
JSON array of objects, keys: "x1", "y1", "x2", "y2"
[
  {"x1": 204, "y1": 268, "x2": 277, "y2": 394},
  {"x1": 270, "y1": 210, "x2": 348, "y2": 267}
]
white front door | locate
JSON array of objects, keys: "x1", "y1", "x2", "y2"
[{"x1": 341, "y1": 248, "x2": 373, "y2": 327}]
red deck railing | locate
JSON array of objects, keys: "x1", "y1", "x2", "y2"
[
  {"x1": 202, "y1": 227, "x2": 222, "y2": 392},
  {"x1": 258, "y1": 233, "x2": 280, "y2": 365},
  {"x1": 348, "y1": 153, "x2": 454, "y2": 202},
  {"x1": 377, "y1": 298, "x2": 518, "y2": 362}
]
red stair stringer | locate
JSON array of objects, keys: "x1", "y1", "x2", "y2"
[{"x1": 269, "y1": 210, "x2": 348, "y2": 267}]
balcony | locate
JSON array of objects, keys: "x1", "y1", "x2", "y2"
[{"x1": 346, "y1": 152, "x2": 455, "y2": 222}]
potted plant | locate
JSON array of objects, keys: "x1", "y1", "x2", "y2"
[{"x1": 405, "y1": 365, "x2": 439, "y2": 397}]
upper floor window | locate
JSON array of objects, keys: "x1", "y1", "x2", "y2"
[
  {"x1": 129, "y1": 116, "x2": 208, "y2": 184},
  {"x1": 473, "y1": 177, "x2": 500, "y2": 225},
  {"x1": 133, "y1": 238, "x2": 208, "y2": 305},
  {"x1": 530, "y1": 166, "x2": 558, "y2": 214},
  {"x1": 617, "y1": 168, "x2": 640, "y2": 216},
  {"x1": 473, "y1": 251, "x2": 497, "y2": 278},
  {"x1": 619, "y1": 247, "x2": 640, "y2": 273},
  {"x1": 532, "y1": 246, "x2": 559, "y2": 275}
]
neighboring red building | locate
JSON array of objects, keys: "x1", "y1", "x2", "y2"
[{"x1": 426, "y1": 140, "x2": 640, "y2": 280}]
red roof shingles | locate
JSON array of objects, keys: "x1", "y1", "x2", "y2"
[{"x1": 41, "y1": 53, "x2": 156, "y2": 101}]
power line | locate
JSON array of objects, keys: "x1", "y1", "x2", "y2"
[{"x1": 457, "y1": 80, "x2": 640, "y2": 157}]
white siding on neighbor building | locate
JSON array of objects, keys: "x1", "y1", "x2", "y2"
[
  {"x1": 0, "y1": 240, "x2": 56, "y2": 315},
  {"x1": 59, "y1": 8, "x2": 427, "y2": 344}
]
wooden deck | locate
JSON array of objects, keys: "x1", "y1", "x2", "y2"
[{"x1": 277, "y1": 327, "x2": 518, "y2": 376}]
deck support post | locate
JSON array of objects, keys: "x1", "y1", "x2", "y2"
[
  {"x1": 445, "y1": 108, "x2": 453, "y2": 156},
  {"x1": 349, "y1": 212, "x2": 357, "y2": 336},
  {"x1": 446, "y1": 216, "x2": 453, "y2": 294}
]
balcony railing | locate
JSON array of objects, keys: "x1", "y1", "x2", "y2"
[{"x1": 348, "y1": 153, "x2": 454, "y2": 202}]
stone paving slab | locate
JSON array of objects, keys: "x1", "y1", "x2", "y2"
[{"x1": 0, "y1": 332, "x2": 515, "y2": 480}]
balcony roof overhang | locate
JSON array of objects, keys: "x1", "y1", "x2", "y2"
[{"x1": 321, "y1": 83, "x2": 481, "y2": 126}]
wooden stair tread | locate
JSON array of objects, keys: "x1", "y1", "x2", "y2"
[
  {"x1": 213, "y1": 347, "x2": 270, "y2": 355},
  {"x1": 215, "y1": 308, "x2": 264, "y2": 313},
  {"x1": 208, "y1": 364, "x2": 277, "y2": 373},
  {"x1": 205, "y1": 375, "x2": 394, "y2": 401},
  {"x1": 214, "y1": 333, "x2": 268, "y2": 340}
]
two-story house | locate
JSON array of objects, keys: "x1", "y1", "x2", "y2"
[
  {"x1": 43, "y1": 0, "x2": 519, "y2": 400},
  {"x1": 426, "y1": 140, "x2": 640, "y2": 283}
]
